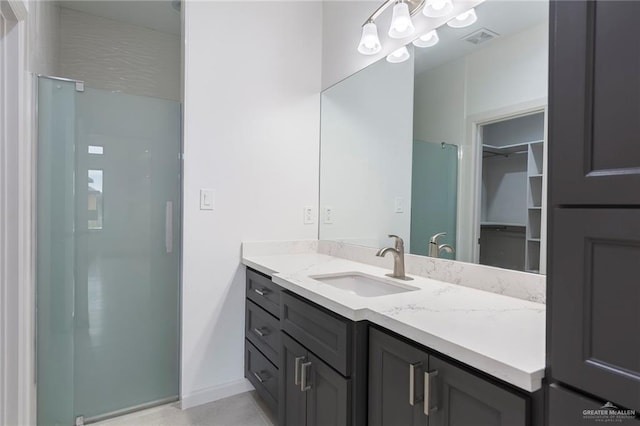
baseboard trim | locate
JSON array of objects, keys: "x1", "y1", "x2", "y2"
[{"x1": 180, "y1": 379, "x2": 255, "y2": 410}]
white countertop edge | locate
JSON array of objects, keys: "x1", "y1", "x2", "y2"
[{"x1": 245, "y1": 256, "x2": 544, "y2": 393}]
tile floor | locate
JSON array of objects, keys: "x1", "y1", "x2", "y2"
[{"x1": 94, "y1": 392, "x2": 275, "y2": 426}]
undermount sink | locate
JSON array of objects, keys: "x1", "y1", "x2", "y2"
[{"x1": 309, "y1": 272, "x2": 419, "y2": 297}]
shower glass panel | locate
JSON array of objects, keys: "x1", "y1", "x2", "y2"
[
  {"x1": 37, "y1": 76, "x2": 181, "y2": 425},
  {"x1": 410, "y1": 141, "x2": 458, "y2": 258}
]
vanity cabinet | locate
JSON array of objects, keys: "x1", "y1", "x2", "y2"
[
  {"x1": 279, "y1": 290, "x2": 368, "y2": 426},
  {"x1": 369, "y1": 327, "x2": 528, "y2": 426},
  {"x1": 244, "y1": 269, "x2": 283, "y2": 418}
]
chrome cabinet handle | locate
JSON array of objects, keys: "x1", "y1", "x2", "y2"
[
  {"x1": 300, "y1": 361, "x2": 312, "y2": 392},
  {"x1": 165, "y1": 201, "x2": 173, "y2": 253},
  {"x1": 253, "y1": 327, "x2": 269, "y2": 337},
  {"x1": 424, "y1": 370, "x2": 439, "y2": 416},
  {"x1": 253, "y1": 288, "x2": 269, "y2": 296},
  {"x1": 253, "y1": 371, "x2": 267, "y2": 383},
  {"x1": 294, "y1": 356, "x2": 305, "y2": 385},
  {"x1": 409, "y1": 362, "x2": 423, "y2": 406}
]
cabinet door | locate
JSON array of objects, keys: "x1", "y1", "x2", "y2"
[
  {"x1": 306, "y1": 352, "x2": 350, "y2": 426},
  {"x1": 549, "y1": 1, "x2": 640, "y2": 205},
  {"x1": 280, "y1": 332, "x2": 307, "y2": 426},
  {"x1": 368, "y1": 327, "x2": 428, "y2": 426},
  {"x1": 549, "y1": 208, "x2": 640, "y2": 411},
  {"x1": 429, "y1": 356, "x2": 527, "y2": 426}
]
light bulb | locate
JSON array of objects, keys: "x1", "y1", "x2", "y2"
[
  {"x1": 386, "y1": 46, "x2": 410, "y2": 63},
  {"x1": 388, "y1": 2, "x2": 415, "y2": 39},
  {"x1": 357, "y1": 22, "x2": 382, "y2": 55},
  {"x1": 422, "y1": 0, "x2": 453, "y2": 18},
  {"x1": 413, "y1": 29, "x2": 439, "y2": 48},
  {"x1": 447, "y1": 8, "x2": 478, "y2": 28}
]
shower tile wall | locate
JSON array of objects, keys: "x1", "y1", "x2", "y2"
[{"x1": 59, "y1": 7, "x2": 180, "y2": 101}]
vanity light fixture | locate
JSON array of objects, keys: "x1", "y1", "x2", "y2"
[
  {"x1": 386, "y1": 46, "x2": 411, "y2": 63},
  {"x1": 358, "y1": 21, "x2": 383, "y2": 55},
  {"x1": 422, "y1": 0, "x2": 453, "y2": 18},
  {"x1": 413, "y1": 29, "x2": 439, "y2": 48},
  {"x1": 447, "y1": 8, "x2": 478, "y2": 28},
  {"x1": 389, "y1": 1, "x2": 416, "y2": 39}
]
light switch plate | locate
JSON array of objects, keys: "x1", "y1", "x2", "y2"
[
  {"x1": 200, "y1": 189, "x2": 214, "y2": 210},
  {"x1": 394, "y1": 197, "x2": 404, "y2": 213}
]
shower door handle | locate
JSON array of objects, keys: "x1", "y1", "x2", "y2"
[{"x1": 165, "y1": 201, "x2": 173, "y2": 253}]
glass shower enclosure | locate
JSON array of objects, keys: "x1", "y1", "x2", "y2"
[{"x1": 36, "y1": 76, "x2": 181, "y2": 425}]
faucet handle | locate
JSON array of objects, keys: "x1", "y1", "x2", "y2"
[
  {"x1": 430, "y1": 232, "x2": 447, "y2": 244},
  {"x1": 387, "y1": 234, "x2": 404, "y2": 250}
]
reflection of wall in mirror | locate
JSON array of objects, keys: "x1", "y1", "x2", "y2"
[
  {"x1": 320, "y1": 54, "x2": 415, "y2": 248},
  {"x1": 413, "y1": 22, "x2": 548, "y2": 262}
]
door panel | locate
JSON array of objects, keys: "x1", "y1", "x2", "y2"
[
  {"x1": 280, "y1": 332, "x2": 308, "y2": 426},
  {"x1": 550, "y1": 1, "x2": 640, "y2": 205},
  {"x1": 550, "y1": 208, "x2": 640, "y2": 411},
  {"x1": 429, "y1": 356, "x2": 526, "y2": 426},
  {"x1": 36, "y1": 78, "x2": 181, "y2": 424},
  {"x1": 368, "y1": 327, "x2": 428, "y2": 426},
  {"x1": 306, "y1": 352, "x2": 350, "y2": 426}
]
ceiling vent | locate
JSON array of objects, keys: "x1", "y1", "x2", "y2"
[{"x1": 463, "y1": 28, "x2": 500, "y2": 45}]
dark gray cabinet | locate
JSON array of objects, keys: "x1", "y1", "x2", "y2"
[
  {"x1": 549, "y1": 209, "x2": 640, "y2": 411},
  {"x1": 549, "y1": 0, "x2": 640, "y2": 205},
  {"x1": 369, "y1": 327, "x2": 428, "y2": 426},
  {"x1": 548, "y1": 0, "x2": 640, "y2": 420},
  {"x1": 280, "y1": 327, "x2": 350, "y2": 426},
  {"x1": 369, "y1": 327, "x2": 528, "y2": 426},
  {"x1": 279, "y1": 291, "x2": 363, "y2": 426},
  {"x1": 244, "y1": 268, "x2": 283, "y2": 421}
]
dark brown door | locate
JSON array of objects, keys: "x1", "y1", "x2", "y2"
[
  {"x1": 549, "y1": 208, "x2": 640, "y2": 411},
  {"x1": 549, "y1": 1, "x2": 640, "y2": 205}
]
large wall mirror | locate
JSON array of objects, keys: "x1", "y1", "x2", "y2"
[{"x1": 319, "y1": 0, "x2": 548, "y2": 274}]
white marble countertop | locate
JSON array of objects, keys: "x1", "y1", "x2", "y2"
[{"x1": 242, "y1": 245, "x2": 546, "y2": 393}]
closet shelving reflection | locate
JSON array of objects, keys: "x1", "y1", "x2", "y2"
[{"x1": 480, "y1": 112, "x2": 545, "y2": 273}]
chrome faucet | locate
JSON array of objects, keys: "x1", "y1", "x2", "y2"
[
  {"x1": 376, "y1": 235, "x2": 413, "y2": 281},
  {"x1": 428, "y1": 232, "x2": 455, "y2": 258}
]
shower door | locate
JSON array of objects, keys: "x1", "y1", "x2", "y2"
[
  {"x1": 410, "y1": 140, "x2": 458, "y2": 258},
  {"x1": 36, "y1": 76, "x2": 181, "y2": 425}
]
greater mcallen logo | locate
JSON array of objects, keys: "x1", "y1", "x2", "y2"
[{"x1": 582, "y1": 402, "x2": 637, "y2": 423}]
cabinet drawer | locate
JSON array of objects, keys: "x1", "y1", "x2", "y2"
[
  {"x1": 548, "y1": 384, "x2": 640, "y2": 426},
  {"x1": 246, "y1": 268, "x2": 282, "y2": 318},
  {"x1": 246, "y1": 300, "x2": 280, "y2": 366},
  {"x1": 246, "y1": 339, "x2": 279, "y2": 416},
  {"x1": 281, "y1": 291, "x2": 351, "y2": 377}
]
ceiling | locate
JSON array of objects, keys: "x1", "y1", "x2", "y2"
[
  {"x1": 414, "y1": 0, "x2": 548, "y2": 75},
  {"x1": 58, "y1": 0, "x2": 181, "y2": 35}
]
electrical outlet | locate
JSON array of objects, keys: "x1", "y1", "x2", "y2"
[
  {"x1": 324, "y1": 206, "x2": 333, "y2": 224},
  {"x1": 394, "y1": 197, "x2": 404, "y2": 213},
  {"x1": 303, "y1": 206, "x2": 314, "y2": 224}
]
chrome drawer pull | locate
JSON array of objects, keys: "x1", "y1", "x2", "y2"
[
  {"x1": 253, "y1": 288, "x2": 270, "y2": 296},
  {"x1": 424, "y1": 370, "x2": 439, "y2": 416},
  {"x1": 253, "y1": 371, "x2": 267, "y2": 383},
  {"x1": 409, "y1": 362, "x2": 423, "y2": 406},
  {"x1": 253, "y1": 327, "x2": 270, "y2": 337},
  {"x1": 300, "y1": 361, "x2": 312, "y2": 392},
  {"x1": 294, "y1": 356, "x2": 305, "y2": 385}
]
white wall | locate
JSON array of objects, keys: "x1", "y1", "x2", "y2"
[
  {"x1": 59, "y1": 7, "x2": 180, "y2": 101},
  {"x1": 321, "y1": 0, "x2": 484, "y2": 89},
  {"x1": 181, "y1": 0, "x2": 322, "y2": 407},
  {"x1": 414, "y1": 22, "x2": 548, "y2": 261},
  {"x1": 320, "y1": 54, "x2": 414, "y2": 248}
]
